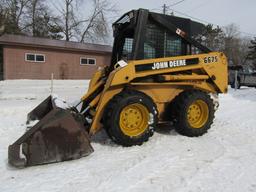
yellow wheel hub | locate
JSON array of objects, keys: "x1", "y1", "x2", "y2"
[
  {"x1": 187, "y1": 100, "x2": 209, "y2": 129},
  {"x1": 119, "y1": 103, "x2": 149, "y2": 137}
]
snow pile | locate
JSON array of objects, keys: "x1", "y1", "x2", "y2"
[
  {"x1": 51, "y1": 94, "x2": 72, "y2": 109},
  {"x1": 1, "y1": 81, "x2": 256, "y2": 192}
]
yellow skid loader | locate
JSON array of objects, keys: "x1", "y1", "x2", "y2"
[{"x1": 8, "y1": 9, "x2": 228, "y2": 167}]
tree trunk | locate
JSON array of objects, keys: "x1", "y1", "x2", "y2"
[{"x1": 65, "y1": 0, "x2": 69, "y2": 41}]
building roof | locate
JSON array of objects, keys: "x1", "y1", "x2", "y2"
[{"x1": 0, "y1": 34, "x2": 112, "y2": 54}]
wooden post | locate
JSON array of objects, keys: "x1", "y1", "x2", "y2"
[
  {"x1": 51, "y1": 73, "x2": 54, "y2": 94},
  {"x1": 235, "y1": 70, "x2": 238, "y2": 90}
]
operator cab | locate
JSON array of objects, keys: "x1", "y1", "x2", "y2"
[{"x1": 111, "y1": 9, "x2": 209, "y2": 70}]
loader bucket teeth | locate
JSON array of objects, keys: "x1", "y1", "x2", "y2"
[{"x1": 8, "y1": 96, "x2": 94, "y2": 168}]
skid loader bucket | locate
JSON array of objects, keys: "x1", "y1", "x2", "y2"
[{"x1": 8, "y1": 96, "x2": 93, "y2": 168}]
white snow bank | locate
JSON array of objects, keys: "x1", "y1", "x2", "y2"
[
  {"x1": 51, "y1": 94, "x2": 72, "y2": 109},
  {"x1": 1, "y1": 81, "x2": 256, "y2": 192}
]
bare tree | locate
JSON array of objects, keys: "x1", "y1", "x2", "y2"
[
  {"x1": 52, "y1": 0, "x2": 116, "y2": 42},
  {"x1": 25, "y1": 0, "x2": 45, "y2": 36},
  {"x1": 240, "y1": 37, "x2": 251, "y2": 64},
  {"x1": 224, "y1": 23, "x2": 240, "y2": 39},
  {"x1": 78, "y1": 0, "x2": 116, "y2": 43},
  {"x1": 52, "y1": 0, "x2": 80, "y2": 41},
  {"x1": 24, "y1": 0, "x2": 63, "y2": 39},
  {"x1": 63, "y1": 0, "x2": 74, "y2": 41},
  {"x1": 223, "y1": 24, "x2": 242, "y2": 65}
]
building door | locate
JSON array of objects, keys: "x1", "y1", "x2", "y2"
[{"x1": 0, "y1": 46, "x2": 3, "y2": 80}]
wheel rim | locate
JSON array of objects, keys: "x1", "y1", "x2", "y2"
[
  {"x1": 187, "y1": 99, "x2": 209, "y2": 128},
  {"x1": 119, "y1": 103, "x2": 149, "y2": 137}
]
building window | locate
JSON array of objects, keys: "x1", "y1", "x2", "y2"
[
  {"x1": 26, "y1": 54, "x2": 35, "y2": 61},
  {"x1": 80, "y1": 57, "x2": 96, "y2": 65},
  {"x1": 25, "y1": 53, "x2": 45, "y2": 62}
]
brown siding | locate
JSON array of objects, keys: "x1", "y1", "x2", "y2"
[{"x1": 4, "y1": 46, "x2": 111, "y2": 80}]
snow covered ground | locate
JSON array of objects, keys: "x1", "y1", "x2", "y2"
[{"x1": 1, "y1": 80, "x2": 256, "y2": 192}]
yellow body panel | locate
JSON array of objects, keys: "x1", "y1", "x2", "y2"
[
  {"x1": 82, "y1": 52, "x2": 228, "y2": 135},
  {"x1": 109, "y1": 52, "x2": 227, "y2": 92},
  {"x1": 88, "y1": 68, "x2": 104, "y2": 90}
]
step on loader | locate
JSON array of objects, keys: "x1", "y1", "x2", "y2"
[{"x1": 8, "y1": 9, "x2": 228, "y2": 168}]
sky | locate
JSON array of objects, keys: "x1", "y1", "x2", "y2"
[{"x1": 110, "y1": 0, "x2": 256, "y2": 38}]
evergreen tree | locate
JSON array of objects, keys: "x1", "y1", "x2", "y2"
[
  {"x1": 2, "y1": 0, "x2": 28, "y2": 35},
  {"x1": 200, "y1": 24, "x2": 225, "y2": 51},
  {"x1": 0, "y1": 6, "x2": 6, "y2": 35},
  {"x1": 248, "y1": 37, "x2": 256, "y2": 61},
  {"x1": 248, "y1": 37, "x2": 256, "y2": 69},
  {"x1": 25, "y1": 0, "x2": 63, "y2": 39}
]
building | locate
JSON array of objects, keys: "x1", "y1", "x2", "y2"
[{"x1": 0, "y1": 34, "x2": 112, "y2": 80}]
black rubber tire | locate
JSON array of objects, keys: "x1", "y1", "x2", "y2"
[
  {"x1": 162, "y1": 93, "x2": 180, "y2": 121},
  {"x1": 103, "y1": 89, "x2": 158, "y2": 146},
  {"x1": 171, "y1": 90, "x2": 215, "y2": 137}
]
